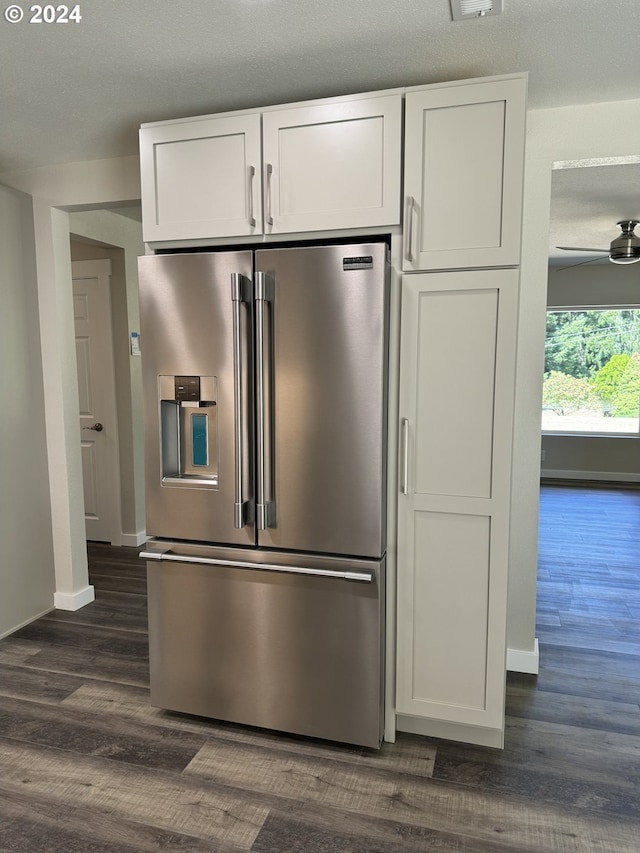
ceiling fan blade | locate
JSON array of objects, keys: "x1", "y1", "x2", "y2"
[
  {"x1": 555, "y1": 246, "x2": 608, "y2": 253},
  {"x1": 554, "y1": 256, "x2": 610, "y2": 271}
]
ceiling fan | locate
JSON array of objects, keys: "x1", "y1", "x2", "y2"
[{"x1": 556, "y1": 220, "x2": 640, "y2": 270}]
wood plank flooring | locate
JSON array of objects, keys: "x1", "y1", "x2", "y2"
[{"x1": 1, "y1": 484, "x2": 638, "y2": 851}]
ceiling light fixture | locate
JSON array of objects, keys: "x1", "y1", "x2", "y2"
[
  {"x1": 609, "y1": 220, "x2": 640, "y2": 264},
  {"x1": 450, "y1": 0, "x2": 503, "y2": 21}
]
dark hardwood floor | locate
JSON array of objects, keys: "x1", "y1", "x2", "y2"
[{"x1": 1, "y1": 484, "x2": 638, "y2": 851}]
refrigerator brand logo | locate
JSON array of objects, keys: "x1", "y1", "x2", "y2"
[{"x1": 343, "y1": 256, "x2": 373, "y2": 270}]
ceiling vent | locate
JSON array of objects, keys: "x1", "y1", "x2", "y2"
[{"x1": 450, "y1": 0, "x2": 503, "y2": 21}]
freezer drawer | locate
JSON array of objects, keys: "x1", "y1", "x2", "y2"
[{"x1": 144, "y1": 543, "x2": 384, "y2": 749}]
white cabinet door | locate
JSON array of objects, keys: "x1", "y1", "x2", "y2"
[
  {"x1": 403, "y1": 75, "x2": 526, "y2": 271},
  {"x1": 262, "y1": 94, "x2": 402, "y2": 234},
  {"x1": 140, "y1": 114, "x2": 262, "y2": 243},
  {"x1": 396, "y1": 269, "x2": 518, "y2": 743}
]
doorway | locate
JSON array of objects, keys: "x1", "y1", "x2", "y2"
[
  {"x1": 72, "y1": 257, "x2": 120, "y2": 543},
  {"x1": 535, "y1": 158, "x2": 640, "y2": 700},
  {"x1": 69, "y1": 207, "x2": 146, "y2": 548}
]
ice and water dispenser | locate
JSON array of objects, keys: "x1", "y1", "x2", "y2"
[{"x1": 159, "y1": 375, "x2": 218, "y2": 487}]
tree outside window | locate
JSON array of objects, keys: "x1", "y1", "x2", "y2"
[{"x1": 542, "y1": 309, "x2": 640, "y2": 434}]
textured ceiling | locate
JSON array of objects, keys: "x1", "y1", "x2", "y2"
[
  {"x1": 549, "y1": 161, "x2": 640, "y2": 268},
  {"x1": 1, "y1": 0, "x2": 639, "y2": 173}
]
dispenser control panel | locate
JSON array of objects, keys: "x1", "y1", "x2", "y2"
[{"x1": 158, "y1": 375, "x2": 219, "y2": 488}]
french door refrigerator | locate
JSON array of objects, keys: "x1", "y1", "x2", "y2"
[{"x1": 139, "y1": 241, "x2": 389, "y2": 748}]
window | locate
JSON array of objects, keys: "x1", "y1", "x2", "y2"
[{"x1": 542, "y1": 308, "x2": 640, "y2": 435}]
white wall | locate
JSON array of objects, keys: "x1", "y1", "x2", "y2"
[
  {"x1": 507, "y1": 99, "x2": 640, "y2": 660},
  {"x1": 0, "y1": 156, "x2": 141, "y2": 207},
  {"x1": 0, "y1": 157, "x2": 142, "y2": 615},
  {"x1": 0, "y1": 185, "x2": 55, "y2": 636},
  {"x1": 547, "y1": 260, "x2": 639, "y2": 310},
  {"x1": 33, "y1": 200, "x2": 94, "y2": 610}
]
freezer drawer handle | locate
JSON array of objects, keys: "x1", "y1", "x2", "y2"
[
  {"x1": 231, "y1": 273, "x2": 252, "y2": 528},
  {"x1": 141, "y1": 549, "x2": 374, "y2": 583},
  {"x1": 255, "y1": 272, "x2": 276, "y2": 530}
]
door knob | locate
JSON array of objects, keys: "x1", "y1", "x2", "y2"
[{"x1": 83, "y1": 422, "x2": 104, "y2": 432}]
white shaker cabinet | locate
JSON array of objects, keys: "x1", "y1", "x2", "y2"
[
  {"x1": 140, "y1": 113, "x2": 262, "y2": 243},
  {"x1": 395, "y1": 269, "x2": 519, "y2": 747},
  {"x1": 140, "y1": 91, "x2": 402, "y2": 245},
  {"x1": 403, "y1": 74, "x2": 526, "y2": 271},
  {"x1": 262, "y1": 94, "x2": 402, "y2": 234}
]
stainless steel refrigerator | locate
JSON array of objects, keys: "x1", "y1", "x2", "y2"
[{"x1": 139, "y1": 242, "x2": 389, "y2": 748}]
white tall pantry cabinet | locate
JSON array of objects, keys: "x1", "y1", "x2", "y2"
[{"x1": 396, "y1": 74, "x2": 526, "y2": 748}]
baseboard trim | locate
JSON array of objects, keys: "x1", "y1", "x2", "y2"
[
  {"x1": 507, "y1": 638, "x2": 539, "y2": 674},
  {"x1": 542, "y1": 469, "x2": 640, "y2": 484},
  {"x1": 120, "y1": 531, "x2": 149, "y2": 547},
  {"x1": 0, "y1": 606, "x2": 55, "y2": 640},
  {"x1": 396, "y1": 714, "x2": 504, "y2": 749},
  {"x1": 54, "y1": 585, "x2": 95, "y2": 611}
]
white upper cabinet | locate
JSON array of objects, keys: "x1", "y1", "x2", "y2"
[
  {"x1": 262, "y1": 94, "x2": 402, "y2": 234},
  {"x1": 140, "y1": 91, "x2": 402, "y2": 245},
  {"x1": 403, "y1": 74, "x2": 527, "y2": 271},
  {"x1": 140, "y1": 113, "x2": 262, "y2": 243}
]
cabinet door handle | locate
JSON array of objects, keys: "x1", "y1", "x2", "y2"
[
  {"x1": 405, "y1": 196, "x2": 415, "y2": 263},
  {"x1": 266, "y1": 163, "x2": 274, "y2": 226},
  {"x1": 248, "y1": 165, "x2": 256, "y2": 227},
  {"x1": 401, "y1": 417, "x2": 409, "y2": 495}
]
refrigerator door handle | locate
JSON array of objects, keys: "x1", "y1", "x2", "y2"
[
  {"x1": 141, "y1": 548, "x2": 374, "y2": 583},
  {"x1": 231, "y1": 273, "x2": 252, "y2": 528},
  {"x1": 255, "y1": 271, "x2": 276, "y2": 529}
]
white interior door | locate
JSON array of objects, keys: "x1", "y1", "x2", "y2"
[{"x1": 72, "y1": 259, "x2": 119, "y2": 543}]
